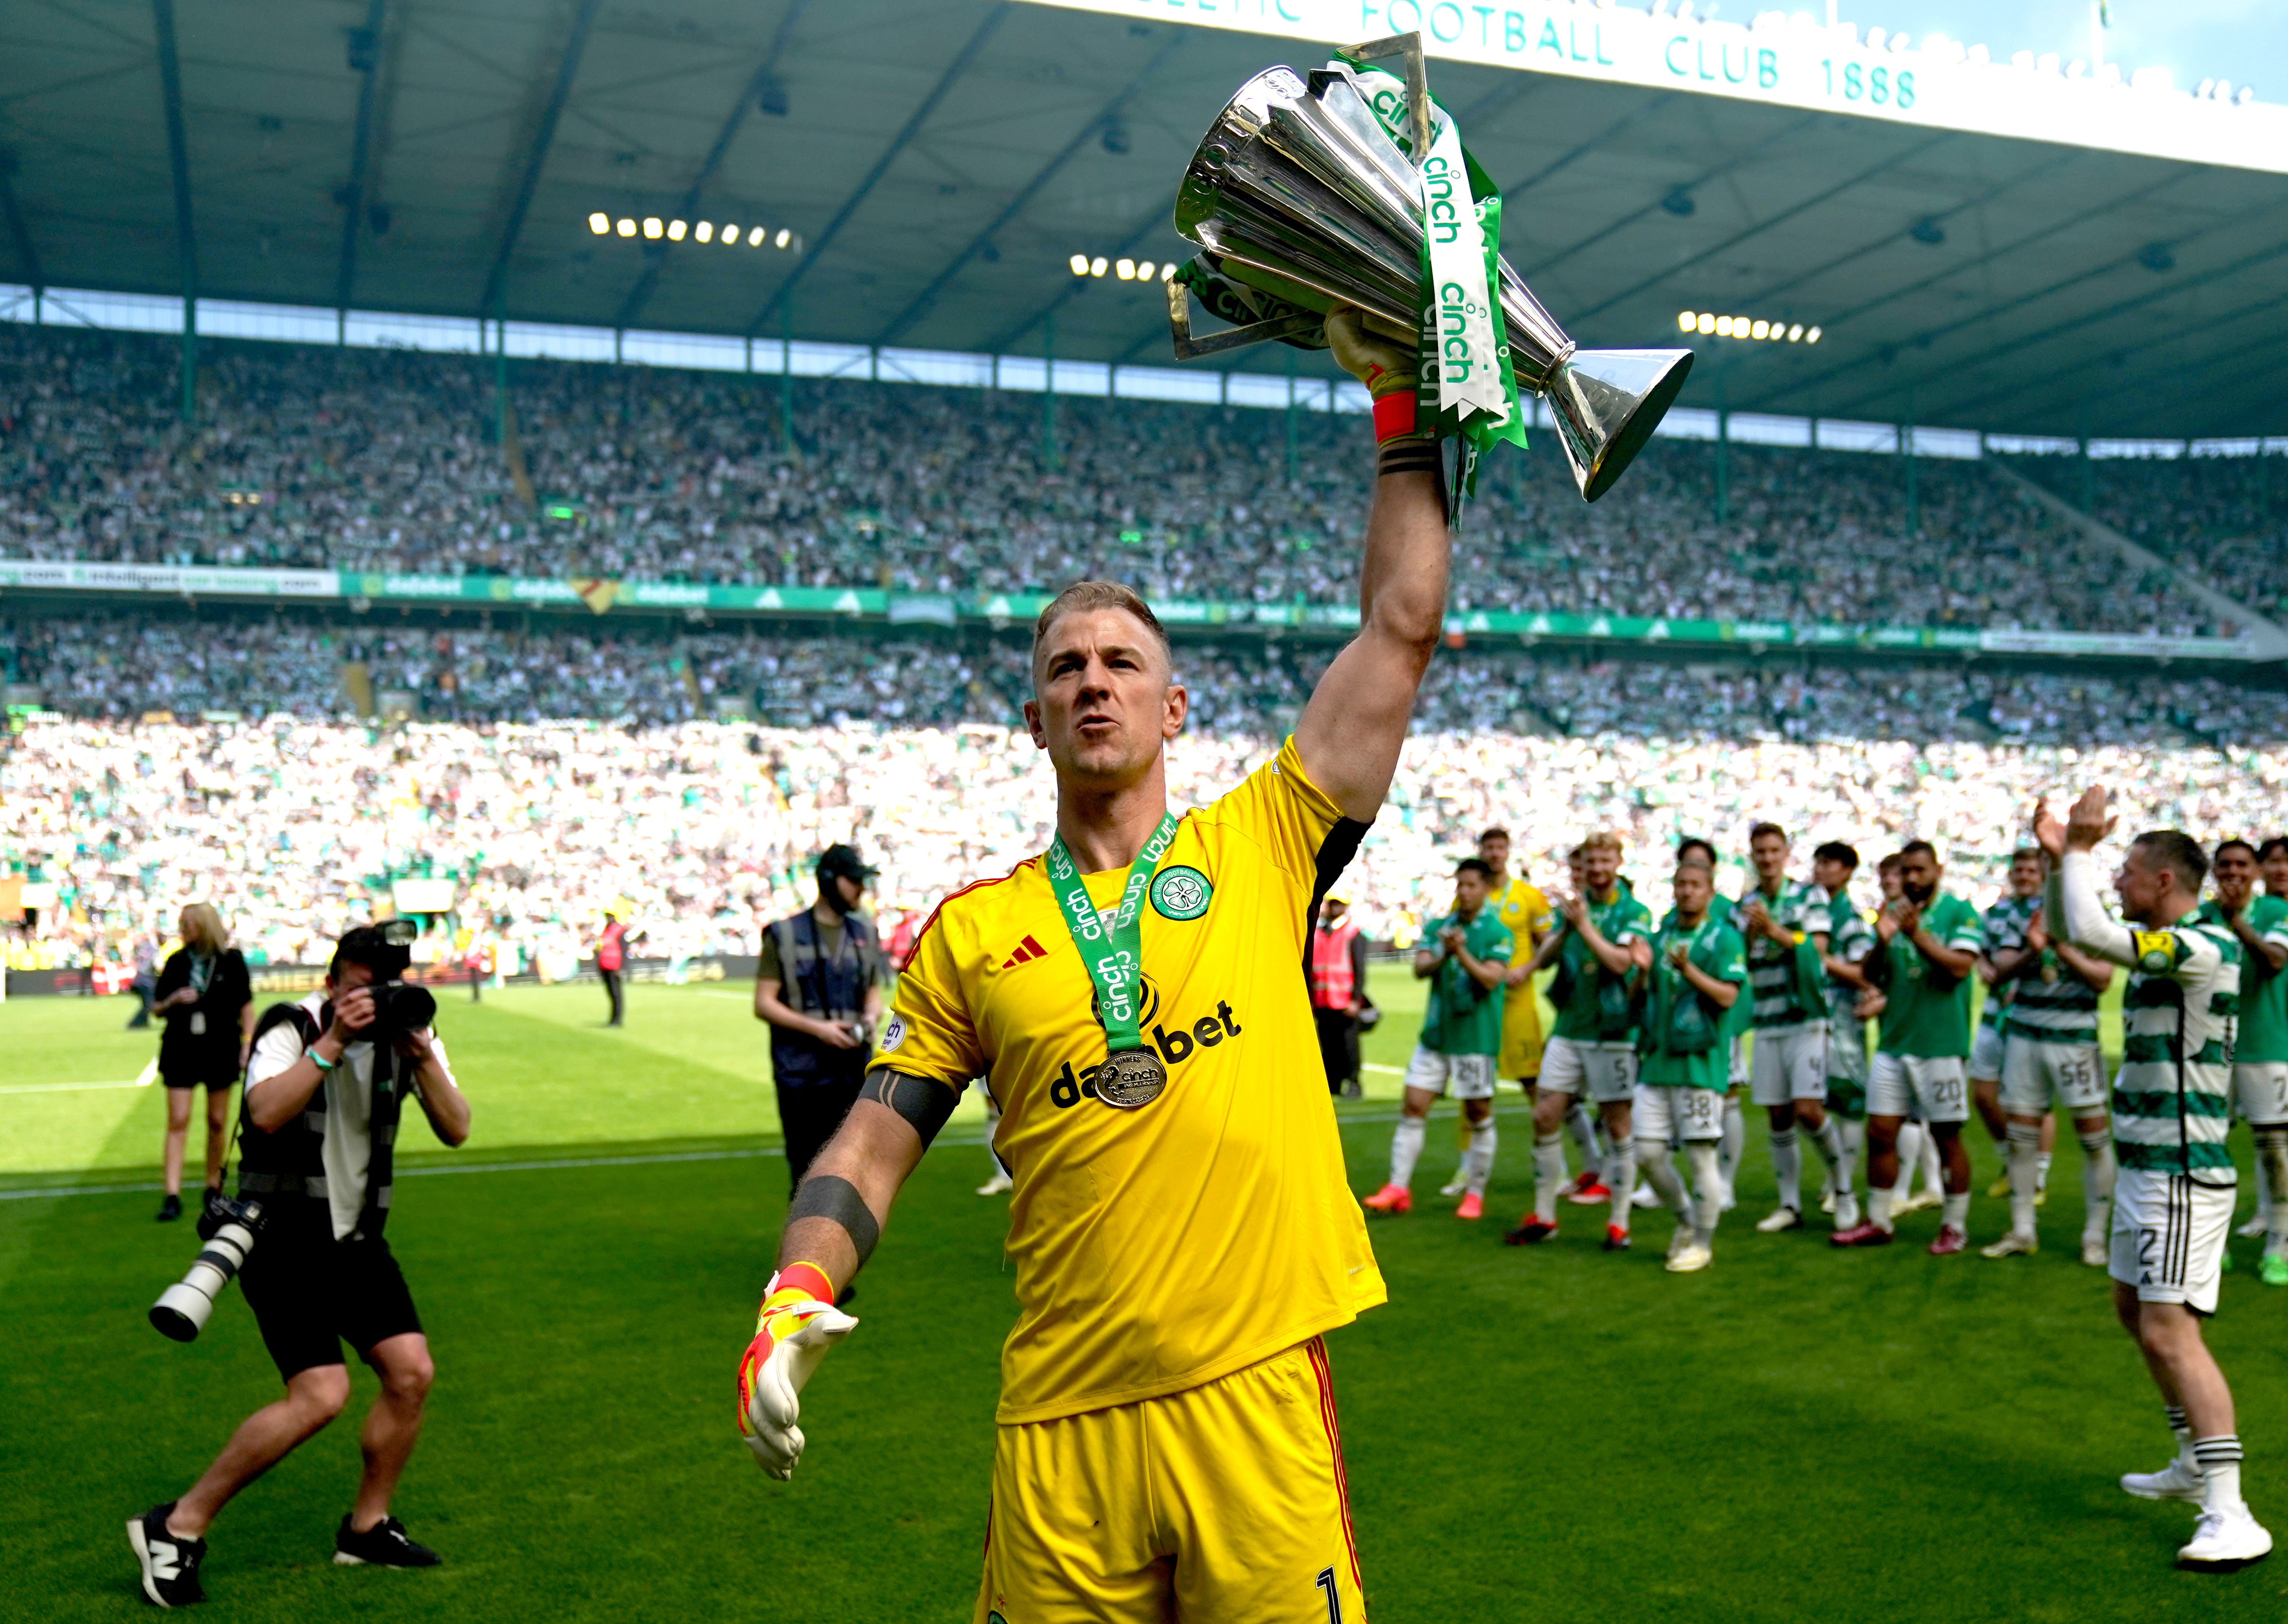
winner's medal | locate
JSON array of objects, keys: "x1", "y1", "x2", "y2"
[{"x1": 1046, "y1": 813, "x2": 1183, "y2": 1112}]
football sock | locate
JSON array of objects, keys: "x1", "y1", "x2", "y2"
[
  {"x1": 2194, "y1": 1437, "x2": 2245, "y2": 1513},
  {"x1": 1917, "y1": 1124, "x2": 1944, "y2": 1196},
  {"x1": 2080, "y1": 1126, "x2": 2117, "y2": 1243},
  {"x1": 1834, "y1": 1116, "x2": 1863, "y2": 1213},
  {"x1": 1771, "y1": 1126, "x2": 1801, "y2": 1212},
  {"x1": 1718, "y1": 1094, "x2": 1744, "y2": 1197},
  {"x1": 2166, "y1": 1404, "x2": 2195, "y2": 1468},
  {"x1": 1686, "y1": 1142, "x2": 1723, "y2": 1242},
  {"x1": 1390, "y1": 1114, "x2": 1426, "y2": 1191},
  {"x1": 1465, "y1": 1119, "x2": 1498, "y2": 1197},
  {"x1": 1567, "y1": 1100, "x2": 1600, "y2": 1169},
  {"x1": 1638, "y1": 1137, "x2": 1689, "y2": 1216},
  {"x1": 2007, "y1": 1121, "x2": 2042, "y2": 1239},
  {"x1": 2256, "y1": 1128, "x2": 2288, "y2": 1256},
  {"x1": 1893, "y1": 1122, "x2": 1924, "y2": 1196},
  {"x1": 2036, "y1": 1151, "x2": 2053, "y2": 1193},
  {"x1": 1532, "y1": 1131, "x2": 1566, "y2": 1223},
  {"x1": 1941, "y1": 1191, "x2": 1970, "y2": 1232},
  {"x1": 1607, "y1": 1140, "x2": 1637, "y2": 1235},
  {"x1": 1868, "y1": 1185, "x2": 1895, "y2": 1234},
  {"x1": 1810, "y1": 1114, "x2": 1844, "y2": 1173}
]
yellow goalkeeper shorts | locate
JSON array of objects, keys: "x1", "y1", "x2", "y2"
[{"x1": 974, "y1": 1337, "x2": 1366, "y2": 1624}]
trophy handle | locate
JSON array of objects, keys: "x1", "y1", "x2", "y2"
[
  {"x1": 1341, "y1": 31, "x2": 1431, "y2": 168},
  {"x1": 1167, "y1": 278, "x2": 1321, "y2": 359}
]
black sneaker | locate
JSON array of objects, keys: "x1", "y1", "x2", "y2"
[
  {"x1": 128, "y1": 1503, "x2": 206, "y2": 1607},
  {"x1": 335, "y1": 1515, "x2": 441, "y2": 1568},
  {"x1": 156, "y1": 1194, "x2": 183, "y2": 1223}
]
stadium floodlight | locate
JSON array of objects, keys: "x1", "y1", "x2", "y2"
[
  {"x1": 617, "y1": 218, "x2": 636, "y2": 237},
  {"x1": 667, "y1": 220, "x2": 687, "y2": 241},
  {"x1": 1715, "y1": 315, "x2": 1735, "y2": 336},
  {"x1": 1116, "y1": 258, "x2": 1136, "y2": 280},
  {"x1": 1678, "y1": 310, "x2": 1697, "y2": 332},
  {"x1": 1750, "y1": 319, "x2": 1770, "y2": 339},
  {"x1": 1071, "y1": 254, "x2": 1090, "y2": 276},
  {"x1": 1787, "y1": 324, "x2": 1803, "y2": 340},
  {"x1": 643, "y1": 218, "x2": 663, "y2": 238},
  {"x1": 1136, "y1": 260, "x2": 1154, "y2": 280},
  {"x1": 1090, "y1": 257, "x2": 1108, "y2": 277},
  {"x1": 775, "y1": 229, "x2": 791, "y2": 248},
  {"x1": 695, "y1": 222, "x2": 713, "y2": 243},
  {"x1": 1160, "y1": 262, "x2": 1176, "y2": 281},
  {"x1": 588, "y1": 213, "x2": 609, "y2": 234},
  {"x1": 1696, "y1": 312, "x2": 1715, "y2": 334},
  {"x1": 749, "y1": 227, "x2": 766, "y2": 246},
  {"x1": 1805, "y1": 326, "x2": 1822, "y2": 343},
  {"x1": 721, "y1": 227, "x2": 739, "y2": 247}
]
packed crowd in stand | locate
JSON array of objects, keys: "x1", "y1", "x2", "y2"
[
  {"x1": 2006, "y1": 450, "x2": 2288, "y2": 621},
  {"x1": 10, "y1": 612, "x2": 2288, "y2": 746},
  {"x1": 0, "y1": 323, "x2": 2240, "y2": 636}
]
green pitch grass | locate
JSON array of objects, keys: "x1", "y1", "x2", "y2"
[{"x1": 3, "y1": 975, "x2": 2281, "y2": 1621}]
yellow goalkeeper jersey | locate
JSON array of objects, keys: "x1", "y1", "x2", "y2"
[
  {"x1": 1494, "y1": 876, "x2": 1555, "y2": 1077},
  {"x1": 876, "y1": 735, "x2": 1387, "y2": 1424}
]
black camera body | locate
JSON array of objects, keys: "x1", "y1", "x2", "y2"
[{"x1": 152, "y1": 1193, "x2": 267, "y2": 1342}]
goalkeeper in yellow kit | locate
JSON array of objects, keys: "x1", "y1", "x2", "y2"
[{"x1": 734, "y1": 310, "x2": 1449, "y2": 1622}]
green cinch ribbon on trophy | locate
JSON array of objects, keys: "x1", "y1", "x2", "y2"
[
  {"x1": 1335, "y1": 53, "x2": 1530, "y2": 511},
  {"x1": 1044, "y1": 812, "x2": 1182, "y2": 1109}
]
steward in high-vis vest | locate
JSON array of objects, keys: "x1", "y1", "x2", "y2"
[
  {"x1": 1310, "y1": 890, "x2": 1372, "y2": 1096},
  {"x1": 754, "y1": 844, "x2": 889, "y2": 1195},
  {"x1": 129, "y1": 922, "x2": 473, "y2": 1606}
]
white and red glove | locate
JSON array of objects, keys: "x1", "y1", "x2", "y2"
[
  {"x1": 735, "y1": 1261, "x2": 857, "y2": 1480},
  {"x1": 1326, "y1": 306, "x2": 1423, "y2": 442}
]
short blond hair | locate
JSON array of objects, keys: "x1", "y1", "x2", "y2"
[
  {"x1": 1578, "y1": 832, "x2": 1625, "y2": 856},
  {"x1": 1032, "y1": 581, "x2": 1173, "y2": 680},
  {"x1": 180, "y1": 902, "x2": 227, "y2": 953}
]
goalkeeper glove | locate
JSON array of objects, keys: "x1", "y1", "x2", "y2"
[
  {"x1": 735, "y1": 1261, "x2": 857, "y2": 1480},
  {"x1": 1326, "y1": 306, "x2": 1423, "y2": 443}
]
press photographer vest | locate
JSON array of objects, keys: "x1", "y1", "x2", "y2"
[
  {"x1": 235, "y1": 1000, "x2": 402, "y2": 1239},
  {"x1": 767, "y1": 910, "x2": 877, "y2": 1089}
]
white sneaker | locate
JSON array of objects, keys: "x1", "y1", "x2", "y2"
[
  {"x1": 2081, "y1": 1236, "x2": 2110, "y2": 1268},
  {"x1": 1438, "y1": 1173, "x2": 1470, "y2": 1198},
  {"x1": 1755, "y1": 1206, "x2": 1803, "y2": 1233},
  {"x1": 2237, "y1": 1212, "x2": 2267, "y2": 1239},
  {"x1": 2178, "y1": 1507, "x2": 2273, "y2": 1569},
  {"x1": 975, "y1": 1171, "x2": 1013, "y2": 1196},
  {"x1": 1819, "y1": 1185, "x2": 1837, "y2": 1215},
  {"x1": 1666, "y1": 1242, "x2": 1714, "y2": 1273},
  {"x1": 1980, "y1": 1231, "x2": 2038, "y2": 1259},
  {"x1": 1666, "y1": 1225, "x2": 1692, "y2": 1261},
  {"x1": 1631, "y1": 1180, "x2": 1661, "y2": 1210},
  {"x1": 2121, "y1": 1458, "x2": 2204, "y2": 1502},
  {"x1": 1833, "y1": 1198, "x2": 1862, "y2": 1232},
  {"x1": 1896, "y1": 1188, "x2": 1942, "y2": 1215}
]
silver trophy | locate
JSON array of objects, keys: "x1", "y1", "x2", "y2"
[{"x1": 1168, "y1": 37, "x2": 1692, "y2": 503}]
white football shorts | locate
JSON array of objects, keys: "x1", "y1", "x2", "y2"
[
  {"x1": 1632, "y1": 1083, "x2": 1725, "y2": 1144},
  {"x1": 2000, "y1": 1038, "x2": 2108, "y2": 1116},
  {"x1": 1750, "y1": 1025, "x2": 1828, "y2": 1107},
  {"x1": 2111, "y1": 1168, "x2": 2235, "y2": 1316},
  {"x1": 2233, "y1": 1062, "x2": 2288, "y2": 1127},
  {"x1": 1868, "y1": 1053, "x2": 1970, "y2": 1124},
  {"x1": 1405, "y1": 1046, "x2": 1496, "y2": 1100},
  {"x1": 1969, "y1": 1023, "x2": 2006, "y2": 1082},
  {"x1": 1541, "y1": 1036, "x2": 1638, "y2": 1104}
]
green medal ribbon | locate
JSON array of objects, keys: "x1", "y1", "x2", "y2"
[{"x1": 1045, "y1": 812, "x2": 1182, "y2": 1055}]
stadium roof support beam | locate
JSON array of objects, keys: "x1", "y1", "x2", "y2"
[
  {"x1": 1566, "y1": 133, "x2": 1952, "y2": 327},
  {"x1": 1516, "y1": 112, "x2": 1820, "y2": 283},
  {"x1": 150, "y1": 0, "x2": 197, "y2": 422},
  {"x1": 1499, "y1": 93, "x2": 1673, "y2": 202},
  {"x1": 1815, "y1": 224, "x2": 2288, "y2": 424},
  {"x1": 873, "y1": 31, "x2": 1184, "y2": 349},
  {"x1": 0, "y1": 154, "x2": 43, "y2": 293},
  {"x1": 613, "y1": 0, "x2": 811, "y2": 332},
  {"x1": 335, "y1": 0, "x2": 387, "y2": 329},
  {"x1": 747, "y1": 3, "x2": 1010, "y2": 338},
  {"x1": 477, "y1": 0, "x2": 603, "y2": 319}
]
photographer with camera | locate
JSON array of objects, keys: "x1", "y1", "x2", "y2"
[
  {"x1": 129, "y1": 923, "x2": 470, "y2": 1608},
  {"x1": 753, "y1": 844, "x2": 887, "y2": 1196}
]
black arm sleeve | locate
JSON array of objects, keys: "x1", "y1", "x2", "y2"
[
  {"x1": 858, "y1": 1067, "x2": 959, "y2": 1148},
  {"x1": 786, "y1": 1174, "x2": 880, "y2": 1266}
]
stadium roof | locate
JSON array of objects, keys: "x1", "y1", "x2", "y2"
[{"x1": 2, "y1": 0, "x2": 2284, "y2": 441}]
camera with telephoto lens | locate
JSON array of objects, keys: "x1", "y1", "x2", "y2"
[
  {"x1": 365, "y1": 919, "x2": 437, "y2": 1040},
  {"x1": 150, "y1": 1193, "x2": 266, "y2": 1342}
]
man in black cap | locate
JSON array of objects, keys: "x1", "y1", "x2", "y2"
[{"x1": 753, "y1": 845, "x2": 889, "y2": 1194}]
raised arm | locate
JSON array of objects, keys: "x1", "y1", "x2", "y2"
[
  {"x1": 2034, "y1": 791, "x2": 2141, "y2": 968},
  {"x1": 1292, "y1": 310, "x2": 1450, "y2": 822}
]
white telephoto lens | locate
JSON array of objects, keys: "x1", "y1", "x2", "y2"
[{"x1": 150, "y1": 1221, "x2": 256, "y2": 1342}]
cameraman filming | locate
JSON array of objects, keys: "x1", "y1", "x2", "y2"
[{"x1": 129, "y1": 924, "x2": 471, "y2": 1608}]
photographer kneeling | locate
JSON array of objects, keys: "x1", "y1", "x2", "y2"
[{"x1": 130, "y1": 924, "x2": 471, "y2": 1608}]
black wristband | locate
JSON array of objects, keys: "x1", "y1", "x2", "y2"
[
  {"x1": 786, "y1": 1173, "x2": 880, "y2": 1266},
  {"x1": 859, "y1": 1068, "x2": 958, "y2": 1148},
  {"x1": 1376, "y1": 436, "x2": 1442, "y2": 479}
]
